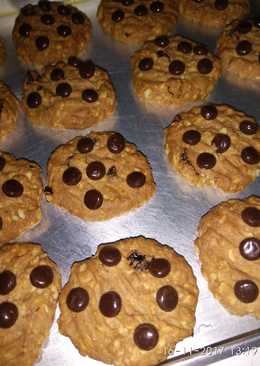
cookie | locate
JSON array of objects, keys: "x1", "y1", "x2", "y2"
[
  {"x1": 97, "y1": 0, "x2": 178, "y2": 44},
  {"x1": 217, "y1": 17, "x2": 260, "y2": 84},
  {"x1": 196, "y1": 196, "x2": 260, "y2": 318},
  {"x1": 178, "y1": 0, "x2": 249, "y2": 32},
  {"x1": 165, "y1": 104, "x2": 260, "y2": 192},
  {"x1": 131, "y1": 35, "x2": 221, "y2": 106},
  {"x1": 0, "y1": 242, "x2": 61, "y2": 365},
  {"x1": 0, "y1": 81, "x2": 20, "y2": 141},
  {"x1": 58, "y1": 236, "x2": 198, "y2": 366},
  {"x1": 0, "y1": 38, "x2": 5, "y2": 66},
  {"x1": 46, "y1": 131, "x2": 156, "y2": 221},
  {"x1": 22, "y1": 58, "x2": 117, "y2": 129},
  {"x1": 0, "y1": 152, "x2": 43, "y2": 245},
  {"x1": 12, "y1": 1, "x2": 91, "y2": 70}
]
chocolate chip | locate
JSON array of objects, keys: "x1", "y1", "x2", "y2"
[
  {"x1": 79, "y1": 60, "x2": 95, "y2": 79},
  {"x1": 149, "y1": 258, "x2": 171, "y2": 278},
  {"x1": 193, "y1": 44, "x2": 208, "y2": 55},
  {"x1": 177, "y1": 41, "x2": 192, "y2": 54},
  {"x1": 254, "y1": 17, "x2": 260, "y2": 28},
  {"x1": 150, "y1": 1, "x2": 164, "y2": 13},
  {"x1": 156, "y1": 285, "x2": 178, "y2": 311},
  {"x1": 68, "y1": 56, "x2": 81, "y2": 68},
  {"x1": 134, "y1": 4, "x2": 148, "y2": 16},
  {"x1": 99, "y1": 246, "x2": 122, "y2": 266},
  {"x1": 212, "y1": 133, "x2": 231, "y2": 153},
  {"x1": 197, "y1": 152, "x2": 216, "y2": 169},
  {"x1": 0, "y1": 271, "x2": 16, "y2": 295},
  {"x1": 122, "y1": 0, "x2": 134, "y2": 5},
  {"x1": 44, "y1": 186, "x2": 53, "y2": 194},
  {"x1": 0, "y1": 302, "x2": 18, "y2": 329},
  {"x1": 127, "y1": 172, "x2": 146, "y2": 188},
  {"x1": 201, "y1": 105, "x2": 218, "y2": 119},
  {"x1": 38, "y1": 0, "x2": 51, "y2": 11},
  {"x1": 107, "y1": 166, "x2": 117, "y2": 176},
  {"x1": 77, "y1": 137, "x2": 94, "y2": 153},
  {"x1": 236, "y1": 40, "x2": 252, "y2": 56},
  {"x1": 134, "y1": 323, "x2": 159, "y2": 350},
  {"x1": 182, "y1": 130, "x2": 201, "y2": 145},
  {"x1": 19, "y1": 23, "x2": 32, "y2": 37},
  {"x1": 169, "y1": 60, "x2": 185, "y2": 75},
  {"x1": 63, "y1": 167, "x2": 82, "y2": 185},
  {"x1": 107, "y1": 133, "x2": 125, "y2": 153},
  {"x1": 21, "y1": 4, "x2": 35, "y2": 16},
  {"x1": 27, "y1": 92, "x2": 42, "y2": 108},
  {"x1": 72, "y1": 12, "x2": 85, "y2": 24},
  {"x1": 99, "y1": 291, "x2": 122, "y2": 317},
  {"x1": 241, "y1": 146, "x2": 259, "y2": 164},
  {"x1": 56, "y1": 82, "x2": 72, "y2": 97},
  {"x1": 82, "y1": 89, "x2": 98, "y2": 103},
  {"x1": 36, "y1": 36, "x2": 49, "y2": 50},
  {"x1": 214, "y1": 0, "x2": 228, "y2": 10},
  {"x1": 239, "y1": 238, "x2": 260, "y2": 261},
  {"x1": 138, "y1": 58, "x2": 153, "y2": 71},
  {"x1": 112, "y1": 9, "x2": 125, "y2": 22},
  {"x1": 57, "y1": 25, "x2": 72, "y2": 37},
  {"x1": 30, "y1": 265, "x2": 53, "y2": 288},
  {"x1": 41, "y1": 14, "x2": 55, "y2": 25},
  {"x1": 0, "y1": 156, "x2": 6, "y2": 171},
  {"x1": 154, "y1": 35, "x2": 169, "y2": 47},
  {"x1": 239, "y1": 120, "x2": 258, "y2": 135},
  {"x1": 241, "y1": 207, "x2": 260, "y2": 227},
  {"x1": 50, "y1": 68, "x2": 64, "y2": 81},
  {"x1": 234, "y1": 280, "x2": 259, "y2": 303},
  {"x1": 84, "y1": 190, "x2": 103, "y2": 209},
  {"x1": 57, "y1": 5, "x2": 71, "y2": 15},
  {"x1": 66, "y1": 287, "x2": 89, "y2": 312},
  {"x1": 197, "y1": 58, "x2": 213, "y2": 74},
  {"x1": 86, "y1": 161, "x2": 106, "y2": 180},
  {"x1": 2, "y1": 180, "x2": 23, "y2": 198},
  {"x1": 236, "y1": 20, "x2": 252, "y2": 34}
]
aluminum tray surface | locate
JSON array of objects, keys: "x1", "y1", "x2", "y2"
[{"x1": 0, "y1": 1, "x2": 260, "y2": 365}]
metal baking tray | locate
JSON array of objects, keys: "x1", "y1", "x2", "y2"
[{"x1": 0, "y1": 1, "x2": 260, "y2": 365}]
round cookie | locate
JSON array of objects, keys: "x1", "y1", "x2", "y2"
[
  {"x1": 165, "y1": 104, "x2": 260, "y2": 192},
  {"x1": 0, "y1": 152, "x2": 43, "y2": 245},
  {"x1": 178, "y1": 0, "x2": 249, "y2": 32},
  {"x1": 12, "y1": 1, "x2": 92, "y2": 70},
  {"x1": 97, "y1": 0, "x2": 178, "y2": 44},
  {"x1": 58, "y1": 236, "x2": 198, "y2": 366},
  {"x1": 23, "y1": 58, "x2": 117, "y2": 129},
  {"x1": 46, "y1": 131, "x2": 156, "y2": 221},
  {"x1": 0, "y1": 242, "x2": 61, "y2": 365},
  {"x1": 0, "y1": 38, "x2": 5, "y2": 66},
  {"x1": 0, "y1": 81, "x2": 20, "y2": 141},
  {"x1": 131, "y1": 35, "x2": 221, "y2": 106},
  {"x1": 217, "y1": 17, "x2": 260, "y2": 84},
  {"x1": 196, "y1": 196, "x2": 260, "y2": 318}
]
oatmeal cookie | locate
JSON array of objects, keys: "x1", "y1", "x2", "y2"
[{"x1": 0, "y1": 81, "x2": 20, "y2": 142}]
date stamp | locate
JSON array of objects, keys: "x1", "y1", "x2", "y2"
[{"x1": 168, "y1": 345, "x2": 259, "y2": 358}]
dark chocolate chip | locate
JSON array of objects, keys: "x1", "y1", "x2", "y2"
[
  {"x1": 72, "y1": 12, "x2": 85, "y2": 24},
  {"x1": 239, "y1": 120, "x2": 258, "y2": 135},
  {"x1": 112, "y1": 9, "x2": 125, "y2": 22},
  {"x1": 79, "y1": 60, "x2": 95, "y2": 79},
  {"x1": 236, "y1": 20, "x2": 252, "y2": 34},
  {"x1": 30, "y1": 265, "x2": 54, "y2": 288},
  {"x1": 57, "y1": 5, "x2": 71, "y2": 15},
  {"x1": 63, "y1": 167, "x2": 82, "y2": 185},
  {"x1": 41, "y1": 14, "x2": 55, "y2": 25},
  {"x1": 50, "y1": 68, "x2": 64, "y2": 81},
  {"x1": 241, "y1": 207, "x2": 260, "y2": 227},
  {"x1": 0, "y1": 302, "x2": 18, "y2": 329},
  {"x1": 68, "y1": 56, "x2": 81, "y2": 68},
  {"x1": 0, "y1": 271, "x2": 16, "y2": 295},
  {"x1": 134, "y1": 4, "x2": 148, "y2": 16},
  {"x1": 35, "y1": 36, "x2": 49, "y2": 50},
  {"x1": 169, "y1": 60, "x2": 185, "y2": 75},
  {"x1": 254, "y1": 17, "x2": 260, "y2": 28},
  {"x1": 21, "y1": 4, "x2": 35, "y2": 16},
  {"x1": 86, "y1": 161, "x2": 106, "y2": 180},
  {"x1": 127, "y1": 172, "x2": 146, "y2": 188},
  {"x1": 150, "y1": 1, "x2": 164, "y2": 13},
  {"x1": 201, "y1": 105, "x2": 218, "y2": 120},
  {"x1": 38, "y1": 0, "x2": 51, "y2": 12},
  {"x1": 19, "y1": 23, "x2": 32, "y2": 37},
  {"x1": 107, "y1": 133, "x2": 125, "y2": 153},
  {"x1": 82, "y1": 89, "x2": 98, "y2": 103},
  {"x1": 27, "y1": 92, "x2": 42, "y2": 108},
  {"x1": 138, "y1": 58, "x2": 153, "y2": 71},
  {"x1": 57, "y1": 25, "x2": 72, "y2": 37},
  {"x1": 56, "y1": 82, "x2": 72, "y2": 97},
  {"x1": 84, "y1": 189, "x2": 103, "y2": 209},
  {"x1": 2, "y1": 180, "x2": 23, "y2": 198},
  {"x1": 44, "y1": 186, "x2": 53, "y2": 194},
  {"x1": 99, "y1": 246, "x2": 122, "y2": 266},
  {"x1": 197, "y1": 152, "x2": 216, "y2": 169},
  {"x1": 156, "y1": 285, "x2": 178, "y2": 311},
  {"x1": 149, "y1": 258, "x2": 171, "y2": 278},
  {"x1": 134, "y1": 323, "x2": 159, "y2": 350},
  {"x1": 193, "y1": 44, "x2": 208, "y2": 55},
  {"x1": 0, "y1": 156, "x2": 6, "y2": 171},
  {"x1": 66, "y1": 287, "x2": 89, "y2": 312},
  {"x1": 122, "y1": 0, "x2": 134, "y2": 5},
  {"x1": 212, "y1": 133, "x2": 231, "y2": 153},
  {"x1": 236, "y1": 40, "x2": 252, "y2": 56},
  {"x1": 177, "y1": 41, "x2": 192, "y2": 54},
  {"x1": 154, "y1": 35, "x2": 169, "y2": 47},
  {"x1": 77, "y1": 137, "x2": 94, "y2": 153},
  {"x1": 241, "y1": 146, "x2": 259, "y2": 164},
  {"x1": 197, "y1": 58, "x2": 213, "y2": 74},
  {"x1": 239, "y1": 238, "x2": 260, "y2": 261},
  {"x1": 182, "y1": 130, "x2": 201, "y2": 145},
  {"x1": 214, "y1": 0, "x2": 228, "y2": 10},
  {"x1": 99, "y1": 291, "x2": 122, "y2": 317},
  {"x1": 234, "y1": 280, "x2": 259, "y2": 303}
]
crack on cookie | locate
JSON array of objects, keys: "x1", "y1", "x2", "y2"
[
  {"x1": 127, "y1": 250, "x2": 153, "y2": 271},
  {"x1": 180, "y1": 149, "x2": 200, "y2": 176},
  {"x1": 44, "y1": 186, "x2": 53, "y2": 195}
]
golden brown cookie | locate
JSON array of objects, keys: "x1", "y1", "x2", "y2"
[
  {"x1": 0, "y1": 152, "x2": 43, "y2": 245},
  {"x1": 0, "y1": 81, "x2": 20, "y2": 142},
  {"x1": 217, "y1": 18, "x2": 260, "y2": 84},
  {"x1": 165, "y1": 104, "x2": 260, "y2": 192},
  {"x1": 0, "y1": 242, "x2": 61, "y2": 366},
  {"x1": 0, "y1": 38, "x2": 5, "y2": 66},
  {"x1": 22, "y1": 58, "x2": 117, "y2": 129},
  {"x1": 58, "y1": 236, "x2": 198, "y2": 366},
  {"x1": 196, "y1": 196, "x2": 260, "y2": 318},
  {"x1": 46, "y1": 131, "x2": 156, "y2": 221},
  {"x1": 178, "y1": 0, "x2": 249, "y2": 31},
  {"x1": 131, "y1": 35, "x2": 221, "y2": 106},
  {"x1": 97, "y1": 0, "x2": 178, "y2": 44},
  {"x1": 12, "y1": 1, "x2": 92, "y2": 70}
]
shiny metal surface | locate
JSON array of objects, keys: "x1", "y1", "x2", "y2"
[{"x1": 0, "y1": 1, "x2": 260, "y2": 365}]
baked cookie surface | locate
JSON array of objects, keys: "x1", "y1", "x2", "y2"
[
  {"x1": 97, "y1": 0, "x2": 178, "y2": 44},
  {"x1": 0, "y1": 152, "x2": 43, "y2": 245},
  {"x1": 0, "y1": 242, "x2": 61, "y2": 366},
  {"x1": 217, "y1": 18, "x2": 260, "y2": 83},
  {"x1": 165, "y1": 104, "x2": 260, "y2": 192},
  {"x1": 23, "y1": 58, "x2": 116, "y2": 129},
  {"x1": 0, "y1": 38, "x2": 5, "y2": 66},
  {"x1": 46, "y1": 131, "x2": 156, "y2": 221},
  {"x1": 0, "y1": 81, "x2": 20, "y2": 141},
  {"x1": 196, "y1": 196, "x2": 260, "y2": 318},
  {"x1": 58, "y1": 236, "x2": 198, "y2": 366},
  {"x1": 131, "y1": 35, "x2": 221, "y2": 106},
  {"x1": 12, "y1": 1, "x2": 91, "y2": 70}
]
